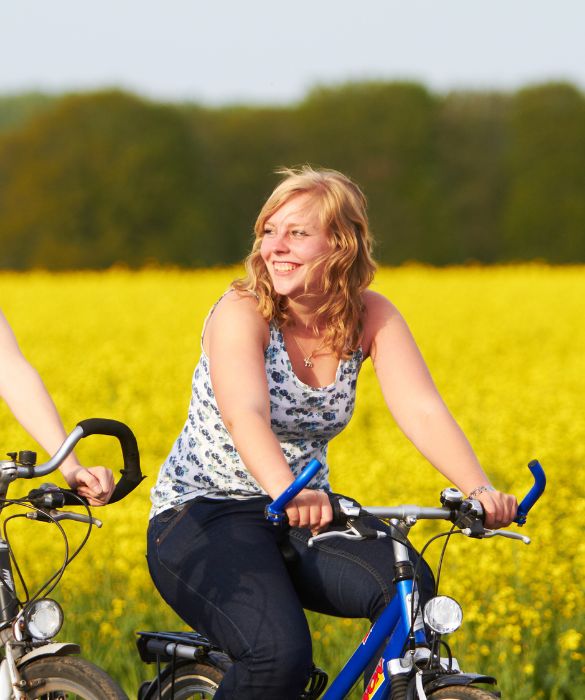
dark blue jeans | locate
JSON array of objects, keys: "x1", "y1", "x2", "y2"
[{"x1": 147, "y1": 495, "x2": 434, "y2": 700}]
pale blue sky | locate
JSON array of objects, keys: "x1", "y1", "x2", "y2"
[{"x1": 1, "y1": 0, "x2": 583, "y2": 104}]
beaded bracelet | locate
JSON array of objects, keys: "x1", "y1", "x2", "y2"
[{"x1": 467, "y1": 485, "x2": 496, "y2": 499}]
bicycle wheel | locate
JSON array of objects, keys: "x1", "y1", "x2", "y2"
[
  {"x1": 146, "y1": 662, "x2": 224, "y2": 699},
  {"x1": 20, "y1": 655, "x2": 127, "y2": 699},
  {"x1": 429, "y1": 687, "x2": 499, "y2": 699}
]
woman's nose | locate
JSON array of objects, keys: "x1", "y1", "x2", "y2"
[{"x1": 272, "y1": 230, "x2": 290, "y2": 252}]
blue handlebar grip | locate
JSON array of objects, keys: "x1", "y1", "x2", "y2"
[
  {"x1": 265, "y1": 459, "x2": 323, "y2": 524},
  {"x1": 514, "y1": 459, "x2": 546, "y2": 526}
]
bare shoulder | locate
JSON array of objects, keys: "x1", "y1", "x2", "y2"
[
  {"x1": 361, "y1": 290, "x2": 404, "y2": 357},
  {"x1": 215, "y1": 289, "x2": 261, "y2": 317},
  {"x1": 204, "y1": 290, "x2": 268, "y2": 349},
  {"x1": 362, "y1": 290, "x2": 400, "y2": 317}
]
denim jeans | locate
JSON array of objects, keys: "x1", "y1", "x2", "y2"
[{"x1": 147, "y1": 495, "x2": 434, "y2": 700}]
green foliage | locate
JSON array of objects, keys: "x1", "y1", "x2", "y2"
[
  {"x1": 0, "y1": 91, "x2": 213, "y2": 268},
  {"x1": 184, "y1": 104, "x2": 301, "y2": 264},
  {"x1": 435, "y1": 92, "x2": 511, "y2": 263},
  {"x1": 0, "y1": 92, "x2": 56, "y2": 133},
  {"x1": 503, "y1": 83, "x2": 585, "y2": 262},
  {"x1": 0, "y1": 82, "x2": 584, "y2": 268},
  {"x1": 297, "y1": 82, "x2": 442, "y2": 264}
]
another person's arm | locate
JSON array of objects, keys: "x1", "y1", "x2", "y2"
[
  {"x1": 362, "y1": 291, "x2": 517, "y2": 529},
  {"x1": 0, "y1": 310, "x2": 114, "y2": 505}
]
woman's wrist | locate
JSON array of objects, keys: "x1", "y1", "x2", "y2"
[
  {"x1": 467, "y1": 484, "x2": 495, "y2": 499},
  {"x1": 59, "y1": 459, "x2": 83, "y2": 482}
]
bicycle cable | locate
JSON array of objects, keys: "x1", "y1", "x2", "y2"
[
  {"x1": 3, "y1": 505, "x2": 69, "y2": 607},
  {"x1": 1, "y1": 491, "x2": 94, "y2": 615},
  {"x1": 406, "y1": 528, "x2": 465, "y2": 654}
]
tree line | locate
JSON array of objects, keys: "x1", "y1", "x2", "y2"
[{"x1": 0, "y1": 81, "x2": 584, "y2": 269}]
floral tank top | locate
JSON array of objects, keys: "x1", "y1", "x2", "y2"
[{"x1": 150, "y1": 308, "x2": 363, "y2": 518}]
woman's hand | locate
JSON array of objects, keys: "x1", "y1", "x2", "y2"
[
  {"x1": 475, "y1": 489, "x2": 518, "y2": 529},
  {"x1": 63, "y1": 466, "x2": 116, "y2": 506},
  {"x1": 286, "y1": 488, "x2": 333, "y2": 535}
]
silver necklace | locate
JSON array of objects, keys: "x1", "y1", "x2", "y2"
[{"x1": 291, "y1": 333, "x2": 325, "y2": 368}]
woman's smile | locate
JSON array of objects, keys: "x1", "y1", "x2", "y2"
[{"x1": 272, "y1": 261, "x2": 301, "y2": 273}]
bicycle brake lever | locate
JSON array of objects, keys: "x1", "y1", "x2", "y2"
[
  {"x1": 308, "y1": 530, "x2": 363, "y2": 547},
  {"x1": 26, "y1": 510, "x2": 103, "y2": 528},
  {"x1": 482, "y1": 528, "x2": 531, "y2": 544},
  {"x1": 308, "y1": 523, "x2": 387, "y2": 547},
  {"x1": 460, "y1": 526, "x2": 530, "y2": 544}
]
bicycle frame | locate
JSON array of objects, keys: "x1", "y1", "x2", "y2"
[
  {"x1": 0, "y1": 466, "x2": 28, "y2": 626},
  {"x1": 321, "y1": 535, "x2": 424, "y2": 699}
]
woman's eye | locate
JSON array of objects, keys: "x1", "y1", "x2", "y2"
[
  {"x1": 291, "y1": 229, "x2": 307, "y2": 238},
  {"x1": 263, "y1": 228, "x2": 275, "y2": 236}
]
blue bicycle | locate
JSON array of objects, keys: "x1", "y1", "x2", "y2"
[{"x1": 137, "y1": 460, "x2": 545, "y2": 700}]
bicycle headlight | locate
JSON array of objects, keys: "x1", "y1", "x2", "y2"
[
  {"x1": 24, "y1": 599, "x2": 64, "y2": 640},
  {"x1": 423, "y1": 595, "x2": 463, "y2": 635}
]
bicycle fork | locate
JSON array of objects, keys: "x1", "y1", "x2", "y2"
[
  {"x1": 362, "y1": 530, "x2": 427, "y2": 700},
  {"x1": 321, "y1": 528, "x2": 426, "y2": 700}
]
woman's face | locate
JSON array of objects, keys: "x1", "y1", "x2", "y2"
[{"x1": 260, "y1": 193, "x2": 331, "y2": 299}]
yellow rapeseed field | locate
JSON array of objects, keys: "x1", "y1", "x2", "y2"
[{"x1": 0, "y1": 266, "x2": 584, "y2": 698}]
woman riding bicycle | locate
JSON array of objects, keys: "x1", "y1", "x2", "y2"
[
  {"x1": 147, "y1": 166, "x2": 517, "y2": 700},
  {"x1": 0, "y1": 308, "x2": 114, "y2": 505}
]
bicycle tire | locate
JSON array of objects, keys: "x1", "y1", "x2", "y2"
[
  {"x1": 20, "y1": 655, "x2": 127, "y2": 699},
  {"x1": 142, "y1": 662, "x2": 224, "y2": 699},
  {"x1": 429, "y1": 687, "x2": 499, "y2": 699}
]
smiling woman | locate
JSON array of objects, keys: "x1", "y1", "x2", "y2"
[
  {"x1": 262, "y1": 187, "x2": 331, "y2": 364},
  {"x1": 241, "y1": 167, "x2": 377, "y2": 365},
  {"x1": 145, "y1": 165, "x2": 517, "y2": 699}
]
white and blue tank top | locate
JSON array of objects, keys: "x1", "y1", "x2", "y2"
[{"x1": 150, "y1": 305, "x2": 363, "y2": 518}]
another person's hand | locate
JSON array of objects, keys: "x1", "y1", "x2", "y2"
[
  {"x1": 286, "y1": 488, "x2": 333, "y2": 535},
  {"x1": 475, "y1": 488, "x2": 518, "y2": 529},
  {"x1": 63, "y1": 466, "x2": 116, "y2": 506}
]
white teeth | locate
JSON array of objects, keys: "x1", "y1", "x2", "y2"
[{"x1": 273, "y1": 262, "x2": 298, "y2": 271}]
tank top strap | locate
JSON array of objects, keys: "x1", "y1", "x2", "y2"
[{"x1": 200, "y1": 289, "x2": 259, "y2": 350}]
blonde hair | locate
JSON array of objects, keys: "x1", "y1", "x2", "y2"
[{"x1": 233, "y1": 166, "x2": 376, "y2": 357}]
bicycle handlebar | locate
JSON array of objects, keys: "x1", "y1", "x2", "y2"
[
  {"x1": 76, "y1": 418, "x2": 144, "y2": 504},
  {"x1": 513, "y1": 459, "x2": 546, "y2": 526},
  {"x1": 266, "y1": 458, "x2": 546, "y2": 527},
  {"x1": 265, "y1": 458, "x2": 322, "y2": 523},
  {"x1": 12, "y1": 418, "x2": 144, "y2": 504}
]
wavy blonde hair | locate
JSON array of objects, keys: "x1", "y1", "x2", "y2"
[{"x1": 233, "y1": 166, "x2": 376, "y2": 357}]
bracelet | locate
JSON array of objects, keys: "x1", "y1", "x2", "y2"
[{"x1": 467, "y1": 485, "x2": 495, "y2": 499}]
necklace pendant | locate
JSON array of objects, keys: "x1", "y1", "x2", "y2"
[{"x1": 303, "y1": 357, "x2": 314, "y2": 368}]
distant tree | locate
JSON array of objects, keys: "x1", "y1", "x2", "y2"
[
  {"x1": 435, "y1": 92, "x2": 511, "y2": 263},
  {"x1": 0, "y1": 90, "x2": 214, "y2": 268},
  {"x1": 0, "y1": 93, "x2": 55, "y2": 134},
  {"x1": 296, "y1": 82, "x2": 442, "y2": 264},
  {"x1": 183, "y1": 104, "x2": 302, "y2": 264},
  {"x1": 502, "y1": 83, "x2": 585, "y2": 261},
  {"x1": 1, "y1": 82, "x2": 585, "y2": 268}
]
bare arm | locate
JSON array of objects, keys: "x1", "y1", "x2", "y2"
[
  {"x1": 0, "y1": 310, "x2": 114, "y2": 505},
  {"x1": 205, "y1": 294, "x2": 332, "y2": 532},
  {"x1": 362, "y1": 292, "x2": 517, "y2": 528}
]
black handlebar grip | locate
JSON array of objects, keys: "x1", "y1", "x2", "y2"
[
  {"x1": 328, "y1": 493, "x2": 348, "y2": 526},
  {"x1": 59, "y1": 489, "x2": 90, "y2": 506},
  {"x1": 76, "y1": 418, "x2": 145, "y2": 504},
  {"x1": 327, "y1": 492, "x2": 362, "y2": 526}
]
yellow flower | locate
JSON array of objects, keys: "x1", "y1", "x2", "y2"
[{"x1": 559, "y1": 629, "x2": 583, "y2": 653}]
